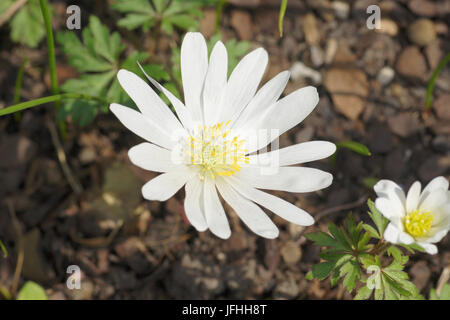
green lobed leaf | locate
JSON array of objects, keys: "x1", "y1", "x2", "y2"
[
  {"x1": 354, "y1": 285, "x2": 373, "y2": 300},
  {"x1": 57, "y1": 15, "x2": 154, "y2": 126},
  {"x1": 17, "y1": 281, "x2": 47, "y2": 300},
  {"x1": 5, "y1": 0, "x2": 52, "y2": 48},
  {"x1": 387, "y1": 245, "x2": 403, "y2": 262},
  {"x1": 311, "y1": 261, "x2": 336, "y2": 281},
  {"x1": 367, "y1": 199, "x2": 389, "y2": 237}
]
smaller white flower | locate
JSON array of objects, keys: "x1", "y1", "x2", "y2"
[{"x1": 374, "y1": 176, "x2": 450, "y2": 254}]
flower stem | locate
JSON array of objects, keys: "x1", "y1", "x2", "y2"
[
  {"x1": 39, "y1": 0, "x2": 66, "y2": 137},
  {"x1": 0, "y1": 93, "x2": 109, "y2": 117},
  {"x1": 13, "y1": 58, "x2": 29, "y2": 122}
]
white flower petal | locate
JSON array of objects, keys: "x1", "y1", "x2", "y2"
[
  {"x1": 216, "y1": 178, "x2": 279, "y2": 239},
  {"x1": 227, "y1": 177, "x2": 315, "y2": 226},
  {"x1": 184, "y1": 177, "x2": 208, "y2": 232},
  {"x1": 417, "y1": 242, "x2": 438, "y2": 254},
  {"x1": 137, "y1": 62, "x2": 193, "y2": 130},
  {"x1": 420, "y1": 189, "x2": 448, "y2": 212},
  {"x1": 384, "y1": 223, "x2": 400, "y2": 243},
  {"x1": 181, "y1": 32, "x2": 208, "y2": 122},
  {"x1": 422, "y1": 228, "x2": 449, "y2": 244},
  {"x1": 203, "y1": 41, "x2": 228, "y2": 126},
  {"x1": 110, "y1": 103, "x2": 174, "y2": 149},
  {"x1": 141, "y1": 168, "x2": 193, "y2": 201},
  {"x1": 128, "y1": 142, "x2": 173, "y2": 172},
  {"x1": 406, "y1": 181, "x2": 421, "y2": 213},
  {"x1": 248, "y1": 141, "x2": 336, "y2": 166},
  {"x1": 238, "y1": 166, "x2": 333, "y2": 193},
  {"x1": 117, "y1": 69, "x2": 183, "y2": 134},
  {"x1": 398, "y1": 231, "x2": 414, "y2": 245},
  {"x1": 218, "y1": 48, "x2": 268, "y2": 124},
  {"x1": 375, "y1": 198, "x2": 403, "y2": 220},
  {"x1": 421, "y1": 176, "x2": 449, "y2": 199},
  {"x1": 203, "y1": 178, "x2": 231, "y2": 239},
  {"x1": 233, "y1": 71, "x2": 290, "y2": 130},
  {"x1": 373, "y1": 179, "x2": 406, "y2": 216},
  {"x1": 244, "y1": 86, "x2": 319, "y2": 153}
]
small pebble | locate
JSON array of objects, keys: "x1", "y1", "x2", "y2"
[{"x1": 377, "y1": 67, "x2": 395, "y2": 86}]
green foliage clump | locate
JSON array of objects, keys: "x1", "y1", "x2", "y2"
[
  {"x1": 56, "y1": 16, "x2": 153, "y2": 126},
  {"x1": 306, "y1": 200, "x2": 423, "y2": 300},
  {"x1": 110, "y1": 0, "x2": 206, "y2": 34}
]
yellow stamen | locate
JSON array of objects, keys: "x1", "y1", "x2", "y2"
[
  {"x1": 187, "y1": 121, "x2": 247, "y2": 179},
  {"x1": 404, "y1": 210, "x2": 434, "y2": 238}
]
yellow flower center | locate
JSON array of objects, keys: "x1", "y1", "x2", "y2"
[
  {"x1": 404, "y1": 210, "x2": 434, "y2": 238},
  {"x1": 187, "y1": 121, "x2": 249, "y2": 179}
]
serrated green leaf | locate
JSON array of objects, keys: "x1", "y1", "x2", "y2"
[
  {"x1": 330, "y1": 270, "x2": 341, "y2": 287},
  {"x1": 305, "y1": 231, "x2": 337, "y2": 247},
  {"x1": 362, "y1": 224, "x2": 380, "y2": 239},
  {"x1": 57, "y1": 15, "x2": 152, "y2": 126},
  {"x1": 357, "y1": 232, "x2": 372, "y2": 251},
  {"x1": 312, "y1": 261, "x2": 336, "y2": 281},
  {"x1": 354, "y1": 285, "x2": 373, "y2": 300},
  {"x1": 367, "y1": 199, "x2": 389, "y2": 237},
  {"x1": 328, "y1": 223, "x2": 352, "y2": 250},
  {"x1": 387, "y1": 245, "x2": 403, "y2": 262},
  {"x1": 305, "y1": 271, "x2": 313, "y2": 280},
  {"x1": 118, "y1": 13, "x2": 154, "y2": 31},
  {"x1": 110, "y1": 0, "x2": 154, "y2": 13},
  {"x1": 17, "y1": 281, "x2": 47, "y2": 300},
  {"x1": 8, "y1": 0, "x2": 51, "y2": 48},
  {"x1": 340, "y1": 259, "x2": 361, "y2": 292}
]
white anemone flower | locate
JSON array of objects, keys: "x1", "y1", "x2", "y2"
[
  {"x1": 109, "y1": 32, "x2": 336, "y2": 239},
  {"x1": 374, "y1": 176, "x2": 450, "y2": 254}
]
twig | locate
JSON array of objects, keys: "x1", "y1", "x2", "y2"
[
  {"x1": 0, "y1": 0, "x2": 27, "y2": 27},
  {"x1": 7, "y1": 200, "x2": 24, "y2": 298},
  {"x1": 315, "y1": 195, "x2": 368, "y2": 221},
  {"x1": 46, "y1": 119, "x2": 83, "y2": 195}
]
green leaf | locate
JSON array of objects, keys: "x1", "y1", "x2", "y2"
[
  {"x1": 354, "y1": 285, "x2": 373, "y2": 300},
  {"x1": 111, "y1": 0, "x2": 205, "y2": 33},
  {"x1": 17, "y1": 281, "x2": 47, "y2": 300},
  {"x1": 278, "y1": 0, "x2": 288, "y2": 37},
  {"x1": 305, "y1": 231, "x2": 337, "y2": 247},
  {"x1": 426, "y1": 53, "x2": 450, "y2": 109},
  {"x1": 57, "y1": 15, "x2": 153, "y2": 126},
  {"x1": 367, "y1": 199, "x2": 389, "y2": 237},
  {"x1": 340, "y1": 259, "x2": 361, "y2": 292},
  {"x1": 0, "y1": 240, "x2": 7, "y2": 258},
  {"x1": 8, "y1": 0, "x2": 52, "y2": 48},
  {"x1": 328, "y1": 222, "x2": 352, "y2": 250},
  {"x1": 311, "y1": 261, "x2": 336, "y2": 281},
  {"x1": 336, "y1": 141, "x2": 372, "y2": 156},
  {"x1": 357, "y1": 232, "x2": 372, "y2": 251},
  {"x1": 362, "y1": 224, "x2": 380, "y2": 239},
  {"x1": 440, "y1": 283, "x2": 450, "y2": 300},
  {"x1": 118, "y1": 13, "x2": 154, "y2": 31},
  {"x1": 387, "y1": 245, "x2": 403, "y2": 262}
]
